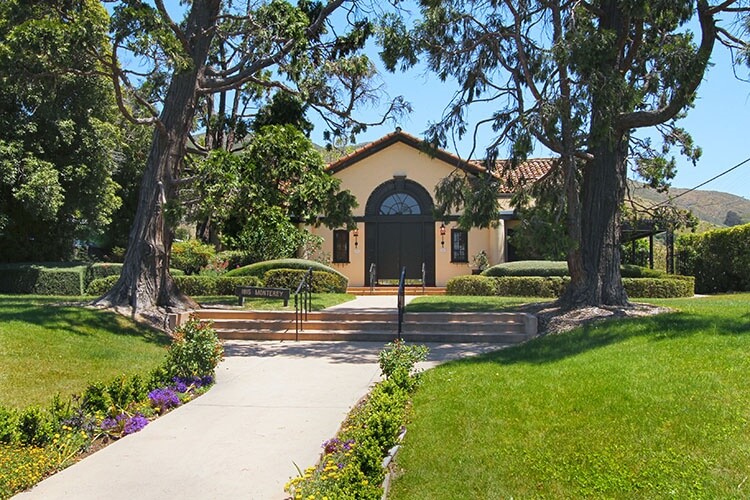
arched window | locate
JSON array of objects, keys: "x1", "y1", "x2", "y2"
[{"x1": 379, "y1": 193, "x2": 421, "y2": 215}]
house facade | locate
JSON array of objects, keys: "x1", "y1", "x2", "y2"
[{"x1": 309, "y1": 130, "x2": 552, "y2": 287}]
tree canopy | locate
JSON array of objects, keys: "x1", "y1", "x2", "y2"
[
  {"x1": 0, "y1": 0, "x2": 121, "y2": 261},
  {"x1": 381, "y1": 0, "x2": 750, "y2": 308},
  {"x1": 190, "y1": 124, "x2": 356, "y2": 261},
  {"x1": 86, "y1": 0, "x2": 405, "y2": 319}
]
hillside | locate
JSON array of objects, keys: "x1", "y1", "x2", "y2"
[{"x1": 629, "y1": 180, "x2": 750, "y2": 227}]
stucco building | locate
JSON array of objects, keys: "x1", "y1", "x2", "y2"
[{"x1": 309, "y1": 130, "x2": 553, "y2": 287}]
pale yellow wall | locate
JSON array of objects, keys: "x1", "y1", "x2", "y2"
[
  {"x1": 309, "y1": 141, "x2": 513, "y2": 287},
  {"x1": 334, "y1": 142, "x2": 461, "y2": 216}
]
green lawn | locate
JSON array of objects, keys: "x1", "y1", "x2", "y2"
[
  {"x1": 0, "y1": 296, "x2": 170, "y2": 409},
  {"x1": 406, "y1": 295, "x2": 552, "y2": 312},
  {"x1": 391, "y1": 294, "x2": 750, "y2": 498},
  {"x1": 196, "y1": 293, "x2": 355, "y2": 310}
]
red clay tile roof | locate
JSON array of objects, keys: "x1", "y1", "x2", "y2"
[
  {"x1": 326, "y1": 130, "x2": 555, "y2": 193},
  {"x1": 490, "y1": 158, "x2": 557, "y2": 193}
]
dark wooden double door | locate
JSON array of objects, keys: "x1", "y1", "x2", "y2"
[{"x1": 365, "y1": 218, "x2": 435, "y2": 286}]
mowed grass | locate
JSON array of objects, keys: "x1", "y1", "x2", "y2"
[
  {"x1": 196, "y1": 293, "x2": 355, "y2": 310},
  {"x1": 0, "y1": 296, "x2": 170, "y2": 409},
  {"x1": 407, "y1": 295, "x2": 552, "y2": 312},
  {"x1": 391, "y1": 294, "x2": 750, "y2": 498}
]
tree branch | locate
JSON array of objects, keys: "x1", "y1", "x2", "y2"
[{"x1": 618, "y1": 1, "x2": 717, "y2": 130}]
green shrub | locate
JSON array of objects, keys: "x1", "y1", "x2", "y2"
[
  {"x1": 494, "y1": 276, "x2": 569, "y2": 297},
  {"x1": 225, "y1": 258, "x2": 346, "y2": 281},
  {"x1": 0, "y1": 263, "x2": 86, "y2": 295},
  {"x1": 263, "y1": 269, "x2": 348, "y2": 293},
  {"x1": 85, "y1": 263, "x2": 123, "y2": 286},
  {"x1": 107, "y1": 375, "x2": 147, "y2": 412},
  {"x1": 0, "y1": 407, "x2": 19, "y2": 444},
  {"x1": 446, "y1": 275, "x2": 497, "y2": 295},
  {"x1": 677, "y1": 224, "x2": 750, "y2": 293},
  {"x1": 448, "y1": 274, "x2": 693, "y2": 298},
  {"x1": 623, "y1": 277, "x2": 694, "y2": 298},
  {"x1": 18, "y1": 407, "x2": 54, "y2": 446},
  {"x1": 165, "y1": 318, "x2": 224, "y2": 380},
  {"x1": 483, "y1": 260, "x2": 663, "y2": 279},
  {"x1": 82, "y1": 382, "x2": 111, "y2": 415},
  {"x1": 215, "y1": 250, "x2": 255, "y2": 271},
  {"x1": 86, "y1": 275, "x2": 119, "y2": 295},
  {"x1": 620, "y1": 264, "x2": 665, "y2": 278},
  {"x1": 378, "y1": 340, "x2": 429, "y2": 391},
  {"x1": 171, "y1": 239, "x2": 216, "y2": 275},
  {"x1": 482, "y1": 260, "x2": 569, "y2": 277},
  {"x1": 173, "y1": 275, "x2": 264, "y2": 296}
]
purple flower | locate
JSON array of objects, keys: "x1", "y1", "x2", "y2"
[
  {"x1": 148, "y1": 387, "x2": 181, "y2": 410},
  {"x1": 200, "y1": 375, "x2": 214, "y2": 387},
  {"x1": 172, "y1": 379, "x2": 188, "y2": 393},
  {"x1": 123, "y1": 414, "x2": 149, "y2": 435}
]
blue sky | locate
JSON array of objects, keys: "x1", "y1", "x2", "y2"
[
  {"x1": 309, "y1": 42, "x2": 750, "y2": 200},
  {"x1": 154, "y1": 0, "x2": 749, "y2": 199}
]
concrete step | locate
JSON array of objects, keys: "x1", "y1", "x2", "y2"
[
  {"x1": 217, "y1": 329, "x2": 531, "y2": 344},
  {"x1": 175, "y1": 309, "x2": 537, "y2": 344}
]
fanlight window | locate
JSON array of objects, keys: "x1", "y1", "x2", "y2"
[{"x1": 379, "y1": 193, "x2": 421, "y2": 215}]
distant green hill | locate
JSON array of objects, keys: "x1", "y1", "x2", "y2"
[{"x1": 629, "y1": 180, "x2": 750, "y2": 227}]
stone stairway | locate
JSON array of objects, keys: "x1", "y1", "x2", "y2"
[{"x1": 188, "y1": 309, "x2": 537, "y2": 344}]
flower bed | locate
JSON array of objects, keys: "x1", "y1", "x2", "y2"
[
  {"x1": 0, "y1": 318, "x2": 222, "y2": 499},
  {"x1": 285, "y1": 340, "x2": 428, "y2": 500}
]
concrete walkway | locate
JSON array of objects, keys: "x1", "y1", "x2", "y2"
[{"x1": 15, "y1": 297, "x2": 503, "y2": 500}]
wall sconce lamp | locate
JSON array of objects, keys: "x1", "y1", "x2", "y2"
[
  {"x1": 440, "y1": 223, "x2": 446, "y2": 248},
  {"x1": 353, "y1": 227, "x2": 359, "y2": 250}
]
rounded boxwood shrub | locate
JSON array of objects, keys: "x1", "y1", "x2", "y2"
[
  {"x1": 263, "y1": 269, "x2": 348, "y2": 293},
  {"x1": 225, "y1": 258, "x2": 346, "y2": 281},
  {"x1": 482, "y1": 260, "x2": 569, "y2": 277}
]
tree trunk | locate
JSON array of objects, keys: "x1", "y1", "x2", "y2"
[
  {"x1": 94, "y1": 0, "x2": 221, "y2": 324},
  {"x1": 560, "y1": 132, "x2": 630, "y2": 308}
]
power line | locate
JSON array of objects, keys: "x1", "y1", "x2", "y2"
[{"x1": 654, "y1": 155, "x2": 750, "y2": 208}]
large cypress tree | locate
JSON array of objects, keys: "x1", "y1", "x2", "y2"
[{"x1": 381, "y1": 0, "x2": 749, "y2": 308}]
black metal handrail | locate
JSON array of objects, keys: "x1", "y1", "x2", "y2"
[
  {"x1": 397, "y1": 266, "x2": 406, "y2": 341},
  {"x1": 369, "y1": 262, "x2": 376, "y2": 293},
  {"x1": 294, "y1": 267, "x2": 313, "y2": 341},
  {"x1": 421, "y1": 262, "x2": 426, "y2": 295}
]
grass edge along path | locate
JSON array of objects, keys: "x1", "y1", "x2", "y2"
[{"x1": 390, "y1": 294, "x2": 750, "y2": 498}]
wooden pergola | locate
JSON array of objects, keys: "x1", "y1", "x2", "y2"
[{"x1": 620, "y1": 219, "x2": 676, "y2": 273}]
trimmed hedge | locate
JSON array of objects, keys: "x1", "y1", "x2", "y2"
[
  {"x1": 447, "y1": 274, "x2": 694, "y2": 298},
  {"x1": 174, "y1": 276, "x2": 263, "y2": 296},
  {"x1": 86, "y1": 275, "x2": 120, "y2": 295},
  {"x1": 495, "y1": 276, "x2": 569, "y2": 297},
  {"x1": 87, "y1": 275, "x2": 263, "y2": 296},
  {"x1": 484, "y1": 260, "x2": 667, "y2": 279},
  {"x1": 677, "y1": 223, "x2": 750, "y2": 293},
  {"x1": 225, "y1": 258, "x2": 347, "y2": 280},
  {"x1": 446, "y1": 275, "x2": 497, "y2": 296},
  {"x1": 482, "y1": 260, "x2": 569, "y2": 277},
  {"x1": 86, "y1": 263, "x2": 124, "y2": 284},
  {"x1": 623, "y1": 277, "x2": 694, "y2": 298},
  {"x1": 0, "y1": 264, "x2": 87, "y2": 295},
  {"x1": 264, "y1": 269, "x2": 348, "y2": 293}
]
